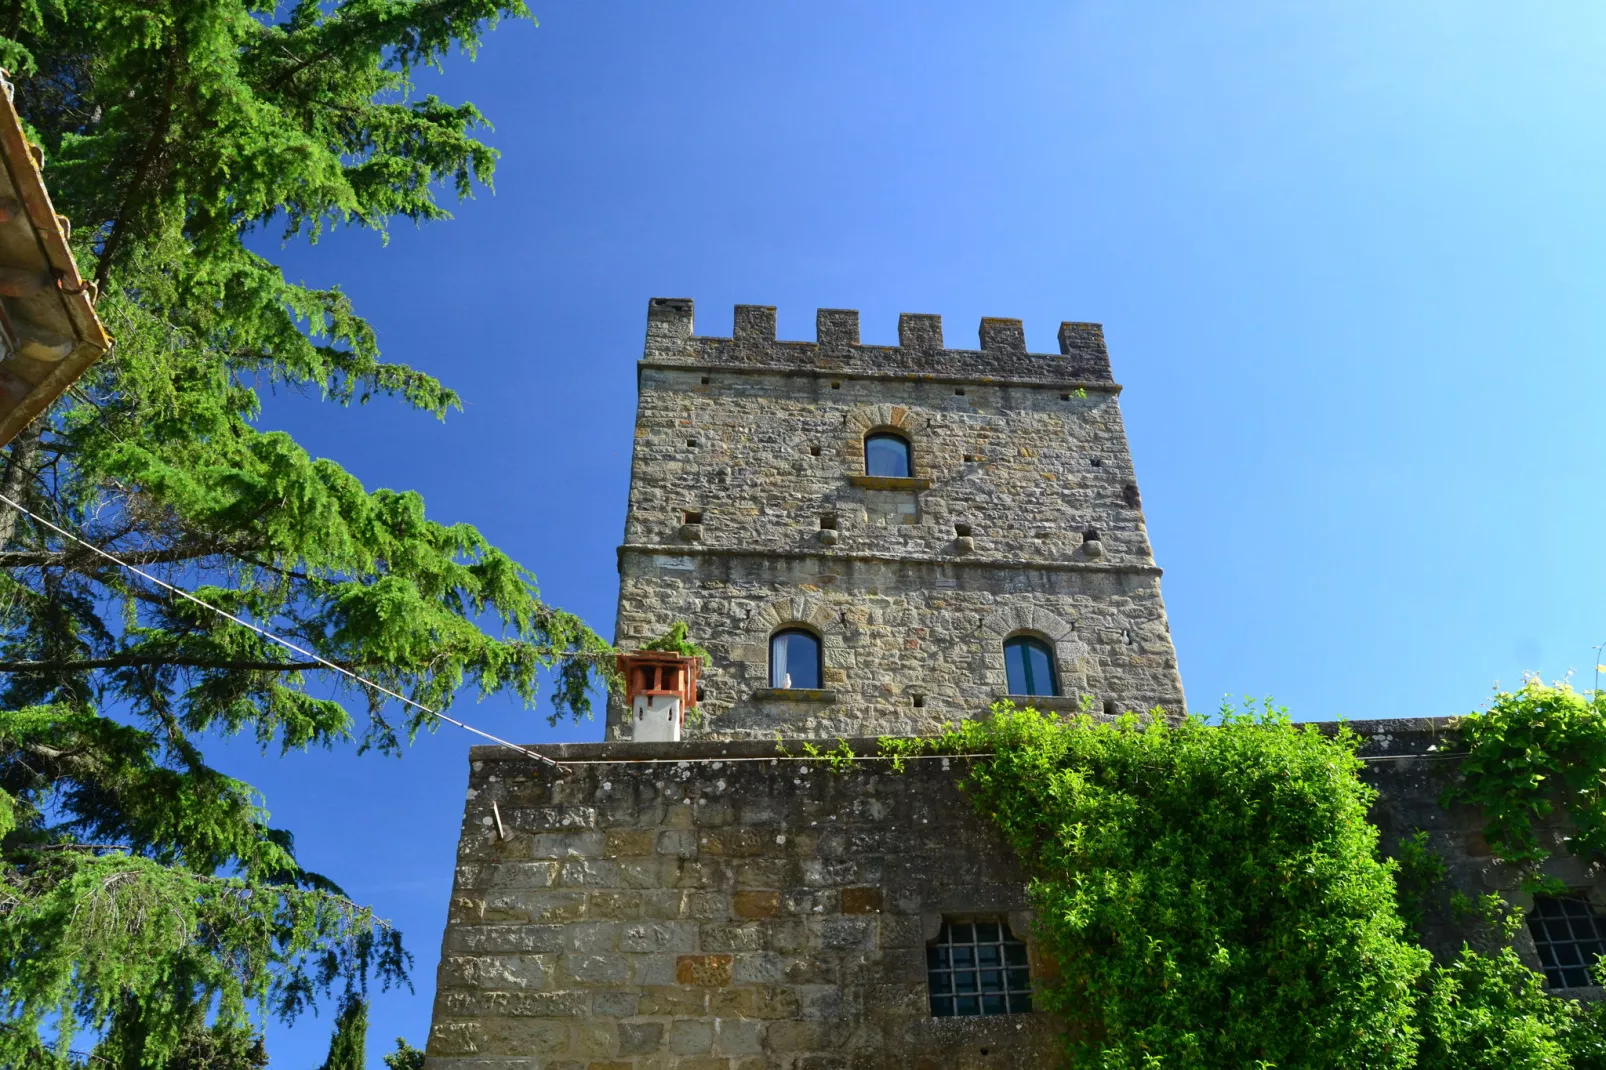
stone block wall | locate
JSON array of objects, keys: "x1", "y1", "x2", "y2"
[
  {"x1": 425, "y1": 719, "x2": 1602, "y2": 1070},
  {"x1": 614, "y1": 554, "x2": 1177, "y2": 740},
  {"x1": 609, "y1": 300, "x2": 1185, "y2": 740},
  {"x1": 427, "y1": 738, "x2": 1061, "y2": 1070}
]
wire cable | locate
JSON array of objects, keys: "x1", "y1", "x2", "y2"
[
  {"x1": 0, "y1": 495, "x2": 1470, "y2": 776},
  {"x1": 0, "y1": 490, "x2": 566, "y2": 770}
]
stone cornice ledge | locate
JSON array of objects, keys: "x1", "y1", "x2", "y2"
[
  {"x1": 640, "y1": 359, "x2": 1123, "y2": 394},
  {"x1": 468, "y1": 718, "x2": 1464, "y2": 765},
  {"x1": 619, "y1": 542, "x2": 1163, "y2": 577}
]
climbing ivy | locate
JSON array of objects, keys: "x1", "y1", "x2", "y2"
[
  {"x1": 1446, "y1": 680, "x2": 1606, "y2": 892},
  {"x1": 640, "y1": 621, "x2": 711, "y2": 665},
  {"x1": 920, "y1": 702, "x2": 1428, "y2": 1067},
  {"x1": 871, "y1": 698, "x2": 1606, "y2": 1069}
]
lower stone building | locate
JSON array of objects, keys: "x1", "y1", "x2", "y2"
[{"x1": 423, "y1": 718, "x2": 1604, "y2": 1069}]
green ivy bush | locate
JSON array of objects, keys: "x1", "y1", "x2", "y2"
[
  {"x1": 1447, "y1": 680, "x2": 1606, "y2": 891},
  {"x1": 903, "y1": 699, "x2": 1606, "y2": 1069},
  {"x1": 929, "y1": 703, "x2": 1427, "y2": 1067}
]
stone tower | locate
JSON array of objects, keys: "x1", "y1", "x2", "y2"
[
  {"x1": 424, "y1": 305, "x2": 1579, "y2": 1068},
  {"x1": 608, "y1": 299, "x2": 1185, "y2": 740}
]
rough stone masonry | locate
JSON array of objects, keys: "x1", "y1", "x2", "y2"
[
  {"x1": 424, "y1": 301, "x2": 1606, "y2": 1069},
  {"x1": 608, "y1": 299, "x2": 1186, "y2": 740},
  {"x1": 426, "y1": 723, "x2": 1594, "y2": 1070}
]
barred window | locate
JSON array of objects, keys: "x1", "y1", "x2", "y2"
[
  {"x1": 1528, "y1": 896, "x2": 1606, "y2": 988},
  {"x1": 926, "y1": 918, "x2": 1032, "y2": 1017}
]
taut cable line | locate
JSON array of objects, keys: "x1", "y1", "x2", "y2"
[
  {"x1": 0, "y1": 490, "x2": 566, "y2": 770},
  {"x1": 0, "y1": 494, "x2": 1467, "y2": 776}
]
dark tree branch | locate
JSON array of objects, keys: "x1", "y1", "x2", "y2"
[
  {"x1": 94, "y1": 60, "x2": 176, "y2": 293},
  {"x1": 0, "y1": 425, "x2": 42, "y2": 549},
  {"x1": 2, "y1": 656, "x2": 334, "y2": 673},
  {"x1": 0, "y1": 541, "x2": 258, "y2": 569}
]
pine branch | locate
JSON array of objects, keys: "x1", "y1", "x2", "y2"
[
  {"x1": 93, "y1": 60, "x2": 176, "y2": 292},
  {"x1": 1, "y1": 656, "x2": 335, "y2": 673},
  {"x1": 0, "y1": 541, "x2": 260, "y2": 569}
]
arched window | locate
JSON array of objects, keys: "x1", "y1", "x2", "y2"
[
  {"x1": 770, "y1": 628, "x2": 822, "y2": 690},
  {"x1": 864, "y1": 432, "x2": 912, "y2": 478},
  {"x1": 1003, "y1": 636, "x2": 1059, "y2": 697}
]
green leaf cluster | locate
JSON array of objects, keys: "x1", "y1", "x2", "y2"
[
  {"x1": 640, "y1": 621, "x2": 711, "y2": 666},
  {"x1": 0, "y1": 0, "x2": 613, "y2": 1063},
  {"x1": 1447, "y1": 680, "x2": 1606, "y2": 891},
  {"x1": 936, "y1": 702, "x2": 1428, "y2": 1067},
  {"x1": 894, "y1": 701, "x2": 1606, "y2": 1068}
]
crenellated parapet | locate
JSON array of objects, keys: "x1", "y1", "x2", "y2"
[{"x1": 643, "y1": 298, "x2": 1114, "y2": 385}]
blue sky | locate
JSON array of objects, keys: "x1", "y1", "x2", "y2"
[{"x1": 216, "y1": 2, "x2": 1606, "y2": 1063}]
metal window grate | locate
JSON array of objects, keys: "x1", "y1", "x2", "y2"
[
  {"x1": 927, "y1": 919, "x2": 1032, "y2": 1017},
  {"x1": 1528, "y1": 896, "x2": 1606, "y2": 988}
]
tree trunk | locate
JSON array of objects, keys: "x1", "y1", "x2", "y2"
[{"x1": 0, "y1": 422, "x2": 42, "y2": 550}]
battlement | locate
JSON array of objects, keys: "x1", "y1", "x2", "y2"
[{"x1": 643, "y1": 298, "x2": 1114, "y2": 385}]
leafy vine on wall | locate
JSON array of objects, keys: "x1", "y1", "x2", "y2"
[
  {"x1": 1447, "y1": 680, "x2": 1606, "y2": 893},
  {"x1": 872, "y1": 697, "x2": 1606, "y2": 1069}
]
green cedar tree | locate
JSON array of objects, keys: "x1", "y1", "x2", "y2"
[
  {"x1": 381, "y1": 1036, "x2": 426, "y2": 1070},
  {"x1": 0, "y1": 0, "x2": 612, "y2": 1064}
]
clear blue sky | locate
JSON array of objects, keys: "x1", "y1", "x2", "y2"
[{"x1": 216, "y1": 2, "x2": 1606, "y2": 1062}]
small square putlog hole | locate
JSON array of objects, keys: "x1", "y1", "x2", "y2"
[
  {"x1": 810, "y1": 445, "x2": 822, "y2": 456},
  {"x1": 683, "y1": 510, "x2": 704, "y2": 525},
  {"x1": 819, "y1": 514, "x2": 839, "y2": 530},
  {"x1": 912, "y1": 693, "x2": 926, "y2": 708},
  {"x1": 954, "y1": 523, "x2": 973, "y2": 537}
]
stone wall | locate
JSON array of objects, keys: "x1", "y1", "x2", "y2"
[
  {"x1": 424, "y1": 719, "x2": 1597, "y2": 1070},
  {"x1": 614, "y1": 555, "x2": 1177, "y2": 740},
  {"x1": 609, "y1": 300, "x2": 1185, "y2": 740},
  {"x1": 427, "y1": 738, "x2": 1059, "y2": 1070}
]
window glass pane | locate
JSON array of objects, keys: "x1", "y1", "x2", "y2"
[
  {"x1": 1004, "y1": 637, "x2": 1060, "y2": 697},
  {"x1": 865, "y1": 433, "x2": 911, "y2": 477},
  {"x1": 769, "y1": 630, "x2": 821, "y2": 689},
  {"x1": 1528, "y1": 897, "x2": 1606, "y2": 988},
  {"x1": 926, "y1": 916, "x2": 1033, "y2": 1019}
]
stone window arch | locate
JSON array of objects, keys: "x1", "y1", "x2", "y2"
[
  {"x1": 979, "y1": 606, "x2": 1084, "y2": 699},
  {"x1": 842, "y1": 403, "x2": 925, "y2": 475},
  {"x1": 731, "y1": 595, "x2": 848, "y2": 690}
]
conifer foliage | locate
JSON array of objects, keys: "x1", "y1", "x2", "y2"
[{"x1": 0, "y1": 0, "x2": 609, "y2": 1064}]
